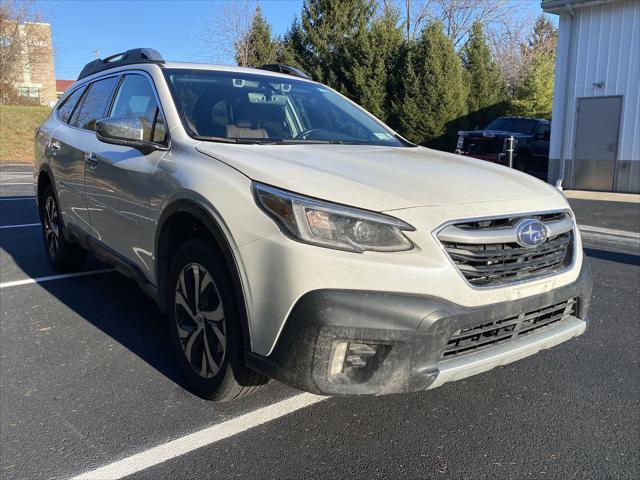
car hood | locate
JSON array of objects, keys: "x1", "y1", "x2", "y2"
[{"x1": 195, "y1": 143, "x2": 561, "y2": 211}]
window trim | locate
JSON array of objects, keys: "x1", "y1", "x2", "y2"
[
  {"x1": 54, "y1": 68, "x2": 170, "y2": 150},
  {"x1": 54, "y1": 84, "x2": 87, "y2": 124},
  {"x1": 67, "y1": 74, "x2": 121, "y2": 131}
]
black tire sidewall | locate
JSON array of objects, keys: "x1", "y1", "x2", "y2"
[
  {"x1": 167, "y1": 239, "x2": 244, "y2": 399},
  {"x1": 40, "y1": 184, "x2": 82, "y2": 269}
]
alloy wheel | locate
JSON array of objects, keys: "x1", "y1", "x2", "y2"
[
  {"x1": 174, "y1": 263, "x2": 226, "y2": 379},
  {"x1": 44, "y1": 196, "x2": 61, "y2": 259}
]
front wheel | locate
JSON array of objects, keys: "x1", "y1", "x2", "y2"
[
  {"x1": 167, "y1": 240, "x2": 267, "y2": 401},
  {"x1": 40, "y1": 185, "x2": 87, "y2": 271}
]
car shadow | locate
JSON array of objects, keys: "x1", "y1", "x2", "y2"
[
  {"x1": 583, "y1": 247, "x2": 640, "y2": 266},
  {"x1": 0, "y1": 214, "x2": 189, "y2": 391}
]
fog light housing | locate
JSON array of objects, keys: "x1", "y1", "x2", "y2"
[{"x1": 329, "y1": 341, "x2": 388, "y2": 384}]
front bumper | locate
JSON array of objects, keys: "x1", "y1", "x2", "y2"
[{"x1": 245, "y1": 260, "x2": 592, "y2": 395}]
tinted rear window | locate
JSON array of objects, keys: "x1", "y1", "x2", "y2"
[
  {"x1": 70, "y1": 76, "x2": 118, "y2": 131},
  {"x1": 57, "y1": 86, "x2": 85, "y2": 124}
]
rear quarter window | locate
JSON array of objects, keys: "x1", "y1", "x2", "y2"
[{"x1": 56, "y1": 86, "x2": 85, "y2": 124}]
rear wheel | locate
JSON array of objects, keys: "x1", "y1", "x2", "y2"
[
  {"x1": 167, "y1": 239, "x2": 267, "y2": 401},
  {"x1": 40, "y1": 185, "x2": 86, "y2": 271}
]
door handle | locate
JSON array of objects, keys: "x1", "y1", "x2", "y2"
[
  {"x1": 50, "y1": 141, "x2": 61, "y2": 155},
  {"x1": 85, "y1": 152, "x2": 99, "y2": 167}
]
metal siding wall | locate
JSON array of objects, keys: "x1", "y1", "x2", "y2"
[{"x1": 553, "y1": 0, "x2": 640, "y2": 192}]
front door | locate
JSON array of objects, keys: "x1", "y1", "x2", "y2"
[
  {"x1": 84, "y1": 73, "x2": 168, "y2": 278},
  {"x1": 572, "y1": 96, "x2": 622, "y2": 191}
]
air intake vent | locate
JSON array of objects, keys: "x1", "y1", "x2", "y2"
[{"x1": 442, "y1": 298, "x2": 578, "y2": 358}]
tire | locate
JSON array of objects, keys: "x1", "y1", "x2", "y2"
[
  {"x1": 40, "y1": 184, "x2": 87, "y2": 271},
  {"x1": 167, "y1": 239, "x2": 268, "y2": 401},
  {"x1": 514, "y1": 152, "x2": 529, "y2": 172}
]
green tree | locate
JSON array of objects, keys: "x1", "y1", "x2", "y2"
[
  {"x1": 510, "y1": 52, "x2": 555, "y2": 118},
  {"x1": 348, "y1": 4, "x2": 404, "y2": 120},
  {"x1": 394, "y1": 22, "x2": 468, "y2": 147},
  {"x1": 287, "y1": 0, "x2": 376, "y2": 96},
  {"x1": 510, "y1": 16, "x2": 557, "y2": 118},
  {"x1": 461, "y1": 21, "x2": 507, "y2": 128},
  {"x1": 236, "y1": 6, "x2": 278, "y2": 68}
]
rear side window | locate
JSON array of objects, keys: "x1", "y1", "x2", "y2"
[
  {"x1": 110, "y1": 74, "x2": 165, "y2": 143},
  {"x1": 56, "y1": 86, "x2": 85, "y2": 124},
  {"x1": 70, "y1": 76, "x2": 118, "y2": 131}
]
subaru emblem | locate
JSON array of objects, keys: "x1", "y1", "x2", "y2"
[{"x1": 515, "y1": 219, "x2": 548, "y2": 247}]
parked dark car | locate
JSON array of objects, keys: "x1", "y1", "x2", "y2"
[{"x1": 455, "y1": 116, "x2": 551, "y2": 177}]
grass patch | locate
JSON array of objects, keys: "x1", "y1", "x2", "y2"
[{"x1": 0, "y1": 105, "x2": 51, "y2": 163}]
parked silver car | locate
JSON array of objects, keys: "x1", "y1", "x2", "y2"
[{"x1": 34, "y1": 49, "x2": 592, "y2": 401}]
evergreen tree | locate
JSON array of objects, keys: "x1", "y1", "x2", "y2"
[
  {"x1": 287, "y1": 0, "x2": 376, "y2": 97},
  {"x1": 510, "y1": 16, "x2": 557, "y2": 118},
  {"x1": 348, "y1": 4, "x2": 404, "y2": 120},
  {"x1": 461, "y1": 21, "x2": 507, "y2": 128},
  {"x1": 394, "y1": 22, "x2": 468, "y2": 147},
  {"x1": 510, "y1": 52, "x2": 555, "y2": 118},
  {"x1": 237, "y1": 6, "x2": 279, "y2": 68}
]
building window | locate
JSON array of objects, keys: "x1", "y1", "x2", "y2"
[
  {"x1": 0, "y1": 36, "x2": 12, "y2": 48},
  {"x1": 18, "y1": 87, "x2": 40, "y2": 98}
]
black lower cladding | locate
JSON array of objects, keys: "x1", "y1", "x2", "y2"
[{"x1": 245, "y1": 260, "x2": 593, "y2": 396}]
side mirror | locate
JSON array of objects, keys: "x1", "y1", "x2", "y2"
[{"x1": 95, "y1": 117, "x2": 164, "y2": 152}]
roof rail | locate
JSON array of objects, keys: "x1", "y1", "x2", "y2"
[
  {"x1": 259, "y1": 64, "x2": 310, "y2": 80},
  {"x1": 77, "y1": 48, "x2": 165, "y2": 80}
]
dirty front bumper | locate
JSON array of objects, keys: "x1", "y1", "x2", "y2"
[{"x1": 245, "y1": 261, "x2": 592, "y2": 396}]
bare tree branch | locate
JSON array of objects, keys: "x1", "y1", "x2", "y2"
[
  {"x1": 195, "y1": 0, "x2": 257, "y2": 66},
  {"x1": 0, "y1": 0, "x2": 51, "y2": 103}
]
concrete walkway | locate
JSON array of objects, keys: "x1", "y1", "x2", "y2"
[{"x1": 564, "y1": 190, "x2": 640, "y2": 203}]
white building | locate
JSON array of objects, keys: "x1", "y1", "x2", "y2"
[{"x1": 542, "y1": 0, "x2": 639, "y2": 193}]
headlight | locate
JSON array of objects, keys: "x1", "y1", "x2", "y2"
[{"x1": 253, "y1": 183, "x2": 415, "y2": 253}]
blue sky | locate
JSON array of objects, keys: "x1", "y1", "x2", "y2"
[
  {"x1": 39, "y1": 0, "x2": 545, "y2": 81},
  {"x1": 43, "y1": 0, "x2": 303, "y2": 80}
]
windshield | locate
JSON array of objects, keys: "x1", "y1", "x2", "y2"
[
  {"x1": 163, "y1": 69, "x2": 406, "y2": 146},
  {"x1": 485, "y1": 118, "x2": 539, "y2": 135}
]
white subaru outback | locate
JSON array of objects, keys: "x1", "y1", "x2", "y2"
[{"x1": 34, "y1": 49, "x2": 592, "y2": 400}]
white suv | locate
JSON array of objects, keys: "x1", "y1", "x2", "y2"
[{"x1": 34, "y1": 49, "x2": 592, "y2": 400}]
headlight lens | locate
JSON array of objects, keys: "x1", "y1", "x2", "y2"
[{"x1": 253, "y1": 183, "x2": 415, "y2": 253}]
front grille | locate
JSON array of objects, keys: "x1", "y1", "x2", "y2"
[
  {"x1": 462, "y1": 136, "x2": 501, "y2": 155},
  {"x1": 441, "y1": 298, "x2": 578, "y2": 358},
  {"x1": 438, "y1": 212, "x2": 574, "y2": 287}
]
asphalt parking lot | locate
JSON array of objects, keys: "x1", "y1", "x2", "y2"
[{"x1": 1, "y1": 163, "x2": 639, "y2": 480}]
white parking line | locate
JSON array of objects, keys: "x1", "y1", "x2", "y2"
[
  {"x1": 0, "y1": 222, "x2": 40, "y2": 229},
  {"x1": 70, "y1": 393, "x2": 327, "y2": 480},
  {"x1": 0, "y1": 182, "x2": 33, "y2": 186},
  {"x1": 578, "y1": 224, "x2": 639, "y2": 239},
  {"x1": 0, "y1": 269, "x2": 114, "y2": 289}
]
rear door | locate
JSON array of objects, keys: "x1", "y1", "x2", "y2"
[
  {"x1": 47, "y1": 85, "x2": 90, "y2": 232},
  {"x1": 84, "y1": 72, "x2": 168, "y2": 278}
]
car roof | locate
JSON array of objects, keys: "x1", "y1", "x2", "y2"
[{"x1": 161, "y1": 61, "x2": 315, "y2": 83}]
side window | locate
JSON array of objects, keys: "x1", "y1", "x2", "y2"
[
  {"x1": 538, "y1": 124, "x2": 550, "y2": 140},
  {"x1": 70, "y1": 76, "x2": 118, "y2": 131},
  {"x1": 110, "y1": 74, "x2": 164, "y2": 143},
  {"x1": 56, "y1": 86, "x2": 85, "y2": 124}
]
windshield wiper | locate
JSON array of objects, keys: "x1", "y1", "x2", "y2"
[{"x1": 193, "y1": 135, "x2": 266, "y2": 145}]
